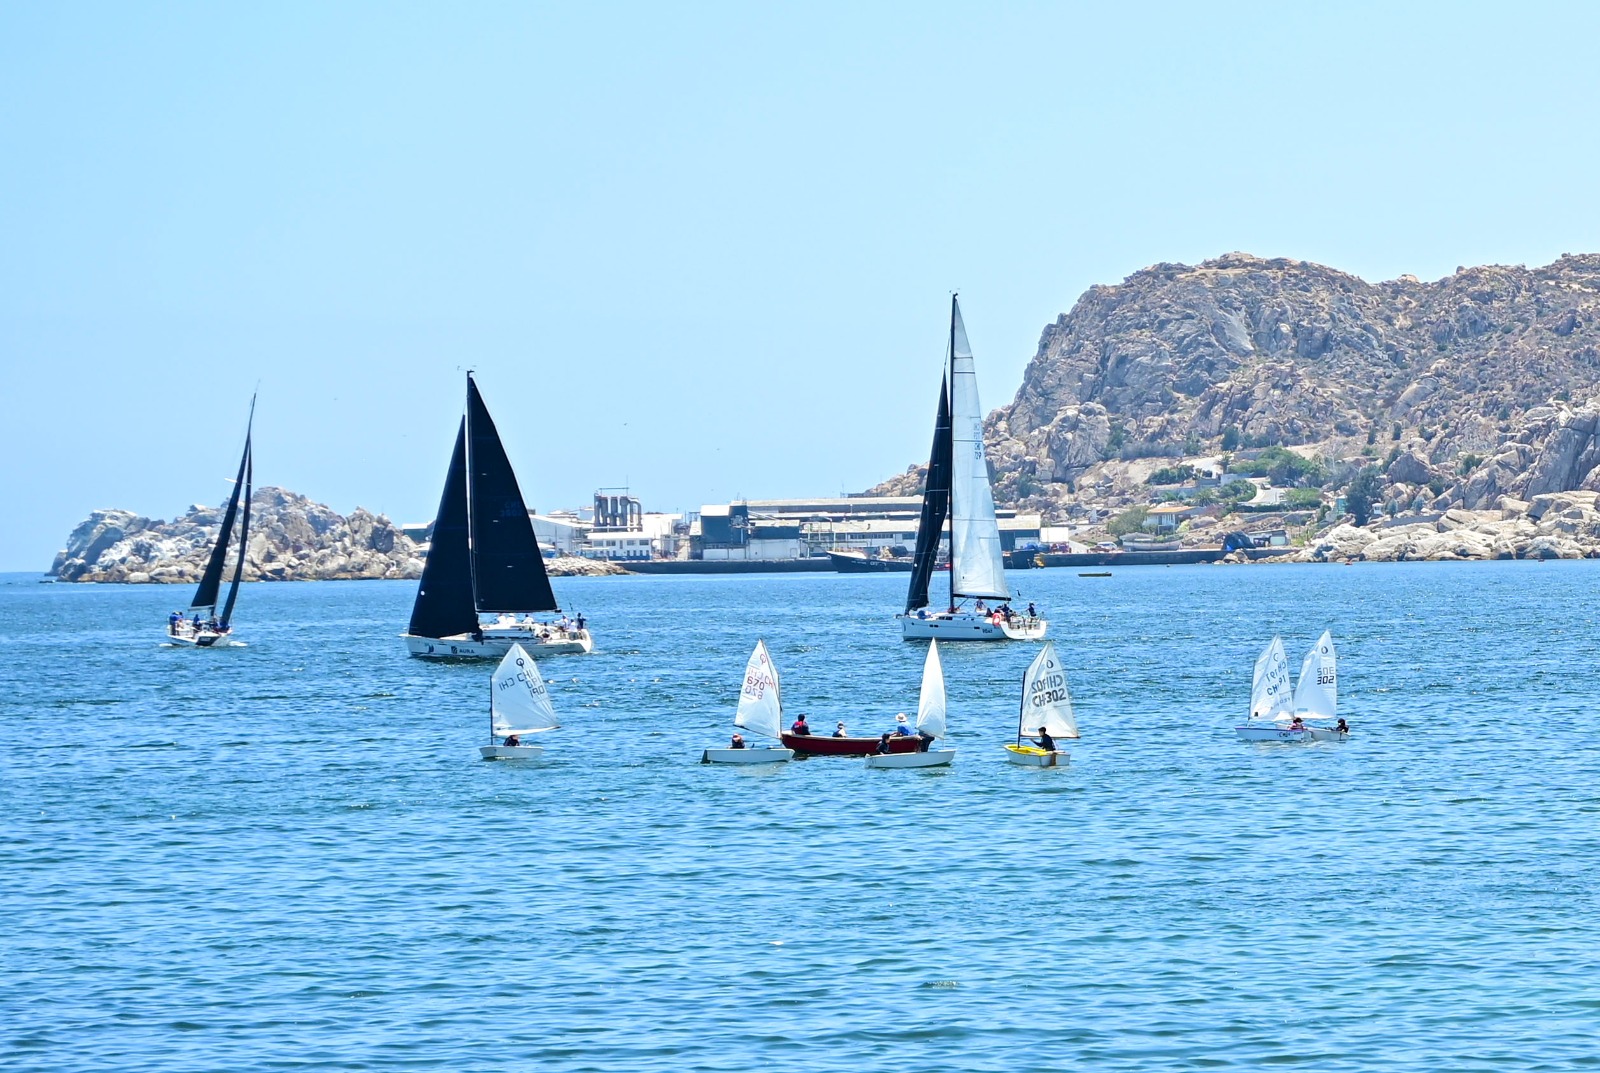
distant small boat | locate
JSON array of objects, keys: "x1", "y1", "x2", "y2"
[
  {"x1": 165, "y1": 394, "x2": 254, "y2": 648},
  {"x1": 1236, "y1": 632, "x2": 1346, "y2": 742},
  {"x1": 827, "y1": 548, "x2": 915, "y2": 572},
  {"x1": 1004, "y1": 641, "x2": 1078, "y2": 766},
  {"x1": 865, "y1": 641, "x2": 955, "y2": 768},
  {"x1": 1078, "y1": 571, "x2": 1112, "y2": 578},
  {"x1": 1295, "y1": 631, "x2": 1346, "y2": 742},
  {"x1": 1234, "y1": 636, "x2": 1299, "y2": 741},
  {"x1": 701, "y1": 640, "x2": 795, "y2": 764},
  {"x1": 480, "y1": 643, "x2": 559, "y2": 760}
]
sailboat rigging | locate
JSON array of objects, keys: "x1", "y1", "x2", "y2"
[
  {"x1": 165, "y1": 394, "x2": 255, "y2": 648},
  {"x1": 898, "y1": 296, "x2": 1047, "y2": 641},
  {"x1": 402, "y1": 373, "x2": 593, "y2": 659}
]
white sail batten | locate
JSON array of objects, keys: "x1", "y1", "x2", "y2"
[
  {"x1": 947, "y1": 300, "x2": 1010, "y2": 601},
  {"x1": 915, "y1": 640, "x2": 947, "y2": 739},
  {"x1": 734, "y1": 639, "x2": 783, "y2": 741},
  {"x1": 1292, "y1": 630, "x2": 1338, "y2": 720},
  {"x1": 1020, "y1": 641, "x2": 1078, "y2": 739},
  {"x1": 1250, "y1": 636, "x2": 1294, "y2": 720},
  {"x1": 491, "y1": 643, "x2": 560, "y2": 736}
]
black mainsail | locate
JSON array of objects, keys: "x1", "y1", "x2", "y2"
[
  {"x1": 904, "y1": 377, "x2": 953, "y2": 613},
  {"x1": 188, "y1": 396, "x2": 255, "y2": 619},
  {"x1": 407, "y1": 373, "x2": 559, "y2": 640}
]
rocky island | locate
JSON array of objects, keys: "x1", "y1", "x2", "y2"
[
  {"x1": 877, "y1": 251, "x2": 1600, "y2": 561},
  {"x1": 50, "y1": 487, "x2": 622, "y2": 583}
]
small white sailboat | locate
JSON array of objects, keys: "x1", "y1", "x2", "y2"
[
  {"x1": 1004, "y1": 641, "x2": 1078, "y2": 766},
  {"x1": 480, "y1": 643, "x2": 560, "y2": 760},
  {"x1": 1234, "y1": 636, "x2": 1300, "y2": 741},
  {"x1": 865, "y1": 640, "x2": 955, "y2": 768},
  {"x1": 164, "y1": 394, "x2": 255, "y2": 648},
  {"x1": 898, "y1": 297, "x2": 1046, "y2": 642},
  {"x1": 702, "y1": 640, "x2": 795, "y2": 764},
  {"x1": 1295, "y1": 631, "x2": 1347, "y2": 741}
]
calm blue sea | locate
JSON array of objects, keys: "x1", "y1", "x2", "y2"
[{"x1": 3, "y1": 563, "x2": 1599, "y2": 1072}]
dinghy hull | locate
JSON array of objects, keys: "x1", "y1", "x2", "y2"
[
  {"x1": 864, "y1": 749, "x2": 955, "y2": 768},
  {"x1": 701, "y1": 746, "x2": 794, "y2": 765},
  {"x1": 1004, "y1": 744, "x2": 1070, "y2": 767},
  {"x1": 781, "y1": 733, "x2": 920, "y2": 757},
  {"x1": 480, "y1": 744, "x2": 544, "y2": 760},
  {"x1": 1234, "y1": 725, "x2": 1309, "y2": 742},
  {"x1": 1306, "y1": 726, "x2": 1348, "y2": 742},
  {"x1": 404, "y1": 629, "x2": 592, "y2": 659}
]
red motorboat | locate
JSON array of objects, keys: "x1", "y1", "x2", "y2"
[{"x1": 781, "y1": 732, "x2": 921, "y2": 757}]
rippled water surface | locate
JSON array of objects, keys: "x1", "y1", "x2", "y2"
[{"x1": 4, "y1": 563, "x2": 1600, "y2": 1071}]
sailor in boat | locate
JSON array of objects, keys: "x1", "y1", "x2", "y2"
[
  {"x1": 833, "y1": 721, "x2": 848, "y2": 738},
  {"x1": 789, "y1": 714, "x2": 811, "y2": 736},
  {"x1": 1028, "y1": 725, "x2": 1057, "y2": 753},
  {"x1": 1335, "y1": 718, "x2": 1350, "y2": 734},
  {"x1": 1027, "y1": 602, "x2": 1036, "y2": 620},
  {"x1": 729, "y1": 733, "x2": 746, "y2": 749},
  {"x1": 168, "y1": 610, "x2": 182, "y2": 636},
  {"x1": 892, "y1": 713, "x2": 914, "y2": 737},
  {"x1": 1289, "y1": 716, "x2": 1306, "y2": 731},
  {"x1": 874, "y1": 733, "x2": 893, "y2": 755},
  {"x1": 504, "y1": 733, "x2": 521, "y2": 747}
]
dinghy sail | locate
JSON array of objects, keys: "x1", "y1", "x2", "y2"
[
  {"x1": 1005, "y1": 641, "x2": 1076, "y2": 766},
  {"x1": 899, "y1": 297, "x2": 1045, "y2": 641},
  {"x1": 481, "y1": 643, "x2": 560, "y2": 759},
  {"x1": 404, "y1": 373, "x2": 593, "y2": 659},
  {"x1": 702, "y1": 640, "x2": 795, "y2": 764},
  {"x1": 167, "y1": 394, "x2": 255, "y2": 648}
]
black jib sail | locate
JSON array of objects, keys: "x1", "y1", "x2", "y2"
[
  {"x1": 465, "y1": 375, "x2": 557, "y2": 613},
  {"x1": 904, "y1": 376, "x2": 953, "y2": 613},
  {"x1": 218, "y1": 434, "x2": 253, "y2": 630},
  {"x1": 189, "y1": 396, "x2": 256, "y2": 615},
  {"x1": 407, "y1": 419, "x2": 479, "y2": 639}
]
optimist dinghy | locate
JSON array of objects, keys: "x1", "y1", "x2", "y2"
[
  {"x1": 865, "y1": 641, "x2": 955, "y2": 768},
  {"x1": 1004, "y1": 641, "x2": 1078, "y2": 766},
  {"x1": 1234, "y1": 636, "x2": 1300, "y2": 741},
  {"x1": 701, "y1": 640, "x2": 794, "y2": 764},
  {"x1": 480, "y1": 643, "x2": 559, "y2": 760}
]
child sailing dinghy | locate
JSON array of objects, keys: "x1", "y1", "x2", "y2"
[
  {"x1": 865, "y1": 640, "x2": 956, "y2": 768},
  {"x1": 480, "y1": 643, "x2": 559, "y2": 760},
  {"x1": 1004, "y1": 641, "x2": 1078, "y2": 766},
  {"x1": 701, "y1": 640, "x2": 795, "y2": 764},
  {"x1": 1236, "y1": 632, "x2": 1345, "y2": 742},
  {"x1": 1234, "y1": 636, "x2": 1299, "y2": 741}
]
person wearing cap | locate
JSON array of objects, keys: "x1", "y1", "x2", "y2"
[
  {"x1": 832, "y1": 721, "x2": 848, "y2": 738},
  {"x1": 892, "y1": 713, "x2": 915, "y2": 737}
]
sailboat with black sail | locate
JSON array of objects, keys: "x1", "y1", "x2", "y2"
[
  {"x1": 897, "y1": 296, "x2": 1046, "y2": 641},
  {"x1": 402, "y1": 373, "x2": 593, "y2": 659},
  {"x1": 164, "y1": 395, "x2": 255, "y2": 648}
]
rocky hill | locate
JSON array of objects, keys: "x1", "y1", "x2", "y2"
[
  {"x1": 50, "y1": 488, "x2": 625, "y2": 583},
  {"x1": 878, "y1": 253, "x2": 1600, "y2": 528}
]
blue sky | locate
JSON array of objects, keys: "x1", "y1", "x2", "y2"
[{"x1": 4, "y1": 2, "x2": 1600, "y2": 569}]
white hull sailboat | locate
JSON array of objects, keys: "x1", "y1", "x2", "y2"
[
  {"x1": 1004, "y1": 640, "x2": 1078, "y2": 766},
  {"x1": 1235, "y1": 632, "x2": 1345, "y2": 742},
  {"x1": 402, "y1": 373, "x2": 593, "y2": 661},
  {"x1": 480, "y1": 643, "x2": 560, "y2": 760},
  {"x1": 896, "y1": 297, "x2": 1045, "y2": 642},
  {"x1": 1234, "y1": 636, "x2": 1298, "y2": 741},
  {"x1": 865, "y1": 641, "x2": 955, "y2": 768},
  {"x1": 702, "y1": 640, "x2": 794, "y2": 764},
  {"x1": 1295, "y1": 631, "x2": 1344, "y2": 741},
  {"x1": 163, "y1": 395, "x2": 255, "y2": 649}
]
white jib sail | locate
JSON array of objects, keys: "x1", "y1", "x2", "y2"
[
  {"x1": 1020, "y1": 640, "x2": 1078, "y2": 740},
  {"x1": 1250, "y1": 636, "x2": 1294, "y2": 720},
  {"x1": 947, "y1": 299, "x2": 1011, "y2": 601},
  {"x1": 1292, "y1": 630, "x2": 1338, "y2": 721},
  {"x1": 916, "y1": 639, "x2": 947, "y2": 739},
  {"x1": 491, "y1": 643, "x2": 560, "y2": 737},
  {"x1": 734, "y1": 639, "x2": 783, "y2": 741}
]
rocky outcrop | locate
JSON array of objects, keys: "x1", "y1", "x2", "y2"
[
  {"x1": 52, "y1": 487, "x2": 425, "y2": 583},
  {"x1": 1291, "y1": 495, "x2": 1600, "y2": 562}
]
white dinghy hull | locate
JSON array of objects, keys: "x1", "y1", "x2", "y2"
[
  {"x1": 899, "y1": 612, "x2": 1045, "y2": 641},
  {"x1": 1306, "y1": 726, "x2": 1348, "y2": 742},
  {"x1": 1234, "y1": 725, "x2": 1309, "y2": 742},
  {"x1": 864, "y1": 749, "x2": 956, "y2": 769},
  {"x1": 701, "y1": 746, "x2": 794, "y2": 765},
  {"x1": 480, "y1": 744, "x2": 544, "y2": 760},
  {"x1": 1004, "y1": 745, "x2": 1070, "y2": 767},
  {"x1": 405, "y1": 629, "x2": 593, "y2": 659}
]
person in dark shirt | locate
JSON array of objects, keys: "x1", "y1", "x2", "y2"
[
  {"x1": 1029, "y1": 725, "x2": 1056, "y2": 753},
  {"x1": 1334, "y1": 718, "x2": 1349, "y2": 734},
  {"x1": 832, "y1": 722, "x2": 848, "y2": 738},
  {"x1": 789, "y1": 715, "x2": 811, "y2": 736},
  {"x1": 504, "y1": 734, "x2": 521, "y2": 748},
  {"x1": 729, "y1": 733, "x2": 746, "y2": 749},
  {"x1": 874, "y1": 733, "x2": 893, "y2": 755}
]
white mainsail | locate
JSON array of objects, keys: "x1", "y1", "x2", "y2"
[
  {"x1": 490, "y1": 643, "x2": 560, "y2": 737},
  {"x1": 1020, "y1": 640, "x2": 1079, "y2": 740},
  {"x1": 947, "y1": 299, "x2": 1010, "y2": 601},
  {"x1": 915, "y1": 640, "x2": 947, "y2": 739},
  {"x1": 1250, "y1": 636, "x2": 1294, "y2": 720},
  {"x1": 734, "y1": 639, "x2": 783, "y2": 741},
  {"x1": 1292, "y1": 630, "x2": 1338, "y2": 721}
]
